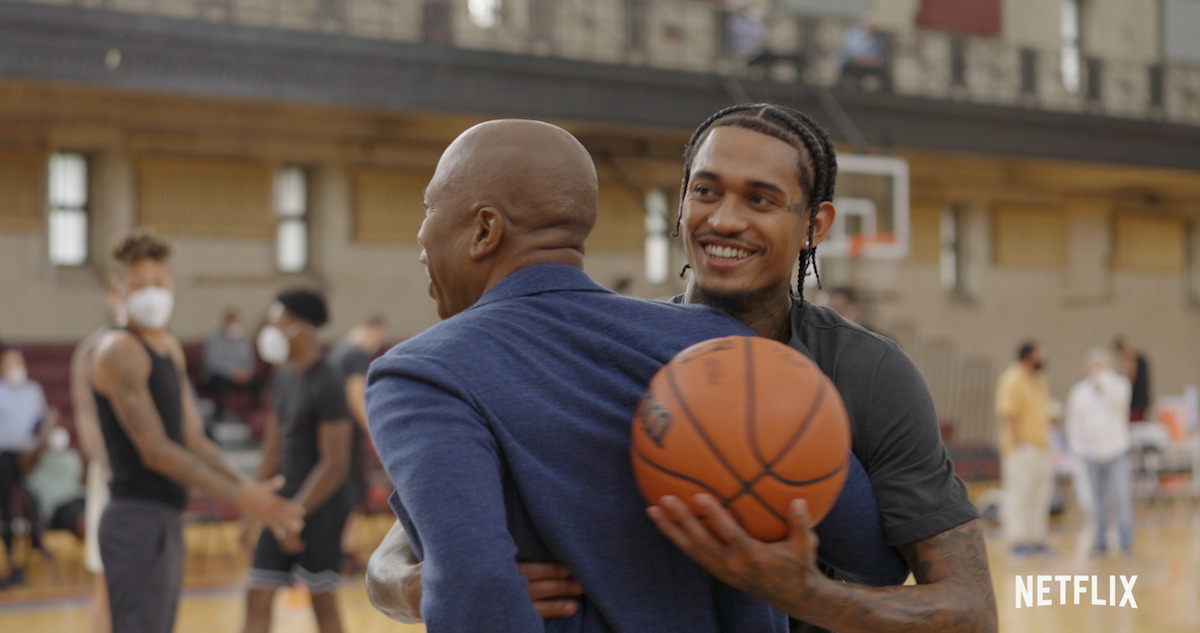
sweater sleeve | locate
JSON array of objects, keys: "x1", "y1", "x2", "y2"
[
  {"x1": 365, "y1": 353, "x2": 542, "y2": 633},
  {"x1": 813, "y1": 453, "x2": 910, "y2": 585}
]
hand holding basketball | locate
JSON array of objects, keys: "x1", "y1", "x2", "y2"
[
  {"x1": 632, "y1": 335, "x2": 851, "y2": 542},
  {"x1": 646, "y1": 493, "x2": 821, "y2": 607}
]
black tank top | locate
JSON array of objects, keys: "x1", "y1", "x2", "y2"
[{"x1": 94, "y1": 329, "x2": 188, "y2": 509}]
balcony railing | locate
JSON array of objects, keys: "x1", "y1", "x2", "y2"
[{"x1": 7, "y1": 0, "x2": 1200, "y2": 126}]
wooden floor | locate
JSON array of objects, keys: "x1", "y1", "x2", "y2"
[{"x1": 2, "y1": 500, "x2": 1197, "y2": 632}]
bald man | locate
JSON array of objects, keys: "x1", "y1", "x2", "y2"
[
  {"x1": 365, "y1": 120, "x2": 792, "y2": 632},
  {"x1": 365, "y1": 120, "x2": 903, "y2": 632}
]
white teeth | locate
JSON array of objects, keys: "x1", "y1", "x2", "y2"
[{"x1": 704, "y1": 244, "x2": 751, "y2": 261}]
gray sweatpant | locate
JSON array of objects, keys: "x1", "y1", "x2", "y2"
[{"x1": 99, "y1": 498, "x2": 184, "y2": 633}]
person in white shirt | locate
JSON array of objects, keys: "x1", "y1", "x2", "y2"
[
  {"x1": 1065, "y1": 347, "x2": 1134, "y2": 555},
  {"x1": 0, "y1": 345, "x2": 50, "y2": 586}
]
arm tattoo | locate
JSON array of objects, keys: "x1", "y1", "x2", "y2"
[
  {"x1": 99, "y1": 337, "x2": 241, "y2": 504},
  {"x1": 782, "y1": 521, "x2": 997, "y2": 633}
]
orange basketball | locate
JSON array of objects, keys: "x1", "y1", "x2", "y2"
[{"x1": 632, "y1": 335, "x2": 851, "y2": 542}]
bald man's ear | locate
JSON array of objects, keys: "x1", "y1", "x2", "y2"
[{"x1": 469, "y1": 207, "x2": 505, "y2": 260}]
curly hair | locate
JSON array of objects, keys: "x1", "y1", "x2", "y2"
[{"x1": 111, "y1": 229, "x2": 172, "y2": 265}]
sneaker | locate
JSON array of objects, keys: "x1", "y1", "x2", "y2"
[{"x1": 1031, "y1": 543, "x2": 1057, "y2": 556}]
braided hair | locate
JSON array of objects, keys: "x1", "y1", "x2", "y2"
[{"x1": 676, "y1": 103, "x2": 838, "y2": 302}]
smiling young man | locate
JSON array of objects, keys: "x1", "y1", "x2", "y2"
[{"x1": 647, "y1": 103, "x2": 997, "y2": 633}]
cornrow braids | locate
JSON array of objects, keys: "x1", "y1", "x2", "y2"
[{"x1": 676, "y1": 103, "x2": 838, "y2": 301}]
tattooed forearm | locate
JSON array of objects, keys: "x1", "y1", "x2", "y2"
[
  {"x1": 189, "y1": 438, "x2": 246, "y2": 484},
  {"x1": 783, "y1": 521, "x2": 997, "y2": 633},
  {"x1": 180, "y1": 381, "x2": 246, "y2": 485},
  {"x1": 97, "y1": 337, "x2": 241, "y2": 504}
]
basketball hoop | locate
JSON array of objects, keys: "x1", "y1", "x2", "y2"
[{"x1": 818, "y1": 154, "x2": 910, "y2": 261}]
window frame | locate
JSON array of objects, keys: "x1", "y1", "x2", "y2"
[
  {"x1": 274, "y1": 165, "x2": 310, "y2": 274},
  {"x1": 46, "y1": 151, "x2": 90, "y2": 268}
]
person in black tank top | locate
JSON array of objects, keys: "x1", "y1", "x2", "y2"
[
  {"x1": 91, "y1": 230, "x2": 305, "y2": 633},
  {"x1": 95, "y1": 327, "x2": 187, "y2": 509}
]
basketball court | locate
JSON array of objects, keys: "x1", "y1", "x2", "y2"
[{"x1": 1, "y1": 498, "x2": 1197, "y2": 632}]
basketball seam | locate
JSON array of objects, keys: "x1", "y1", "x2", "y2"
[
  {"x1": 631, "y1": 443, "x2": 745, "y2": 525},
  {"x1": 724, "y1": 456, "x2": 847, "y2": 533},
  {"x1": 745, "y1": 337, "x2": 766, "y2": 466},
  {"x1": 666, "y1": 361, "x2": 746, "y2": 488},
  {"x1": 665, "y1": 358, "x2": 781, "y2": 524},
  {"x1": 767, "y1": 377, "x2": 828, "y2": 467},
  {"x1": 766, "y1": 455, "x2": 848, "y2": 486}
]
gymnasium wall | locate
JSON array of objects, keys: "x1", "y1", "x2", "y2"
[
  {"x1": 823, "y1": 148, "x2": 1200, "y2": 445},
  {"x1": 3, "y1": 80, "x2": 1200, "y2": 451},
  {"x1": 0, "y1": 83, "x2": 678, "y2": 343}
]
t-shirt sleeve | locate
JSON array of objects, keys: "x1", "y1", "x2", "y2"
[
  {"x1": 270, "y1": 371, "x2": 284, "y2": 406},
  {"x1": 316, "y1": 369, "x2": 350, "y2": 424},
  {"x1": 863, "y1": 346, "x2": 978, "y2": 547},
  {"x1": 365, "y1": 353, "x2": 543, "y2": 633},
  {"x1": 341, "y1": 348, "x2": 371, "y2": 378}
]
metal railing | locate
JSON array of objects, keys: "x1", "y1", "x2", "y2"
[{"x1": 9, "y1": 0, "x2": 1200, "y2": 126}]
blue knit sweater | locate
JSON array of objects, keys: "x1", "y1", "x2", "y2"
[{"x1": 367, "y1": 264, "x2": 904, "y2": 633}]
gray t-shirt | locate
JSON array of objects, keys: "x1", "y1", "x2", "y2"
[
  {"x1": 328, "y1": 341, "x2": 371, "y2": 382},
  {"x1": 672, "y1": 294, "x2": 977, "y2": 547},
  {"x1": 787, "y1": 298, "x2": 977, "y2": 546},
  {"x1": 271, "y1": 359, "x2": 350, "y2": 499}
]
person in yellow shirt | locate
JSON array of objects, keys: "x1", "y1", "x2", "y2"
[{"x1": 996, "y1": 341, "x2": 1053, "y2": 555}]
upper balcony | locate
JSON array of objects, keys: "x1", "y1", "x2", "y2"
[
  {"x1": 6, "y1": 0, "x2": 1194, "y2": 126},
  {"x1": 1, "y1": 0, "x2": 1199, "y2": 169}
]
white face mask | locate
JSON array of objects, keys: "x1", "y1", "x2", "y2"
[
  {"x1": 49, "y1": 427, "x2": 70, "y2": 452},
  {"x1": 4, "y1": 366, "x2": 27, "y2": 386},
  {"x1": 256, "y1": 325, "x2": 292, "y2": 365},
  {"x1": 126, "y1": 287, "x2": 175, "y2": 330}
]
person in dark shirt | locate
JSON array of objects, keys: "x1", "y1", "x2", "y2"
[
  {"x1": 244, "y1": 288, "x2": 353, "y2": 633},
  {"x1": 327, "y1": 315, "x2": 387, "y2": 569},
  {"x1": 646, "y1": 103, "x2": 995, "y2": 632},
  {"x1": 202, "y1": 309, "x2": 261, "y2": 423},
  {"x1": 1114, "y1": 337, "x2": 1151, "y2": 422},
  {"x1": 91, "y1": 230, "x2": 303, "y2": 633}
]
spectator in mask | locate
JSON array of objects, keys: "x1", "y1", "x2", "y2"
[
  {"x1": 26, "y1": 426, "x2": 87, "y2": 540},
  {"x1": 1066, "y1": 348, "x2": 1134, "y2": 555},
  {"x1": 0, "y1": 344, "x2": 51, "y2": 586}
]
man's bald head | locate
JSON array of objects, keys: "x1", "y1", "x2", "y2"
[
  {"x1": 417, "y1": 120, "x2": 600, "y2": 319},
  {"x1": 430, "y1": 119, "x2": 598, "y2": 249}
]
